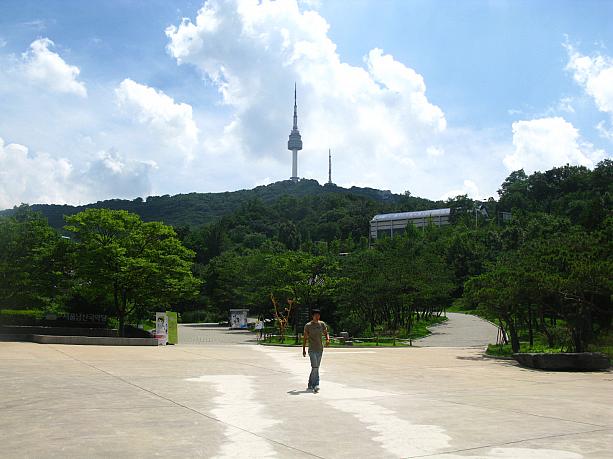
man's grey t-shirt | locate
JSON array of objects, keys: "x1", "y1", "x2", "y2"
[{"x1": 304, "y1": 321, "x2": 327, "y2": 353}]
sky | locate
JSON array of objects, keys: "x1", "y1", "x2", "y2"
[{"x1": 0, "y1": 0, "x2": 612, "y2": 209}]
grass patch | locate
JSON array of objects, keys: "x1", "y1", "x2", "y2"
[
  {"x1": 179, "y1": 309, "x2": 222, "y2": 324},
  {"x1": 486, "y1": 330, "x2": 612, "y2": 359},
  {"x1": 0, "y1": 309, "x2": 45, "y2": 318},
  {"x1": 0, "y1": 308, "x2": 46, "y2": 325},
  {"x1": 588, "y1": 330, "x2": 613, "y2": 359},
  {"x1": 261, "y1": 336, "x2": 413, "y2": 347},
  {"x1": 487, "y1": 343, "x2": 566, "y2": 357},
  {"x1": 407, "y1": 315, "x2": 447, "y2": 340},
  {"x1": 261, "y1": 316, "x2": 448, "y2": 347}
]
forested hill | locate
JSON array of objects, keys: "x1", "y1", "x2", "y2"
[{"x1": 1, "y1": 179, "x2": 438, "y2": 230}]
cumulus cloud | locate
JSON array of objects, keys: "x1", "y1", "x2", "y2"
[
  {"x1": 165, "y1": 0, "x2": 447, "y2": 194},
  {"x1": 21, "y1": 38, "x2": 87, "y2": 97},
  {"x1": 565, "y1": 44, "x2": 613, "y2": 139},
  {"x1": 504, "y1": 117, "x2": 605, "y2": 173},
  {"x1": 426, "y1": 146, "x2": 444, "y2": 157},
  {"x1": 115, "y1": 79, "x2": 199, "y2": 158},
  {"x1": 84, "y1": 149, "x2": 157, "y2": 199},
  {"x1": 0, "y1": 137, "x2": 74, "y2": 208},
  {"x1": 566, "y1": 44, "x2": 613, "y2": 114},
  {"x1": 0, "y1": 137, "x2": 155, "y2": 208},
  {"x1": 440, "y1": 179, "x2": 481, "y2": 201}
]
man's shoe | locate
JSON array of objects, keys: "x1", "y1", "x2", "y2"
[{"x1": 313, "y1": 386, "x2": 320, "y2": 393}]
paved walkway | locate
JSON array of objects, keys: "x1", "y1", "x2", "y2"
[
  {"x1": 179, "y1": 313, "x2": 498, "y2": 348},
  {"x1": 178, "y1": 324, "x2": 258, "y2": 345},
  {"x1": 415, "y1": 312, "x2": 500, "y2": 347},
  {"x1": 0, "y1": 342, "x2": 610, "y2": 458}
]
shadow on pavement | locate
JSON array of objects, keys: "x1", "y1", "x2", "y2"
[{"x1": 287, "y1": 389, "x2": 312, "y2": 395}]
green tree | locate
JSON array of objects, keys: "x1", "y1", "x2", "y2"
[
  {"x1": 0, "y1": 206, "x2": 65, "y2": 310},
  {"x1": 65, "y1": 209, "x2": 200, "y2": 334},
  {"x1": 522, "y1": 225, "x2": 612, "y2": 352}
]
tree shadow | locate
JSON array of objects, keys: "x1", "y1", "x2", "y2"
[{"x1": 456, "y1": 355, "x2": 491, "y2": 361}]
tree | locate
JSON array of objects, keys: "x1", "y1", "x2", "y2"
[
  {"x1": 463, "y1": 258, "x2": 526, "y2": 352},
  {"x1": 522, "y1": 225, "x2": 612, "y2": 352},
  {"x1": 65, "y1": 209, "x2": 200, "y2": 335},
  {"x1": 0, "y1": 206, "x2": 65, "y2": 310}
]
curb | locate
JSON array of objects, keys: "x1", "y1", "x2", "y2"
[{"x1": 482, "y1": 352, "x2": 515, "y2": 360}]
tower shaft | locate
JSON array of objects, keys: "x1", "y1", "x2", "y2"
[{"x1": 292, "y1": 150, "x2": 298, "y2": 180}]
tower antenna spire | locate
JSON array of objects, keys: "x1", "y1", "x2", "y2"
[
  {"x1": 328, "y1": 149, "x2": 332, "y2": 185},
  {"x1": 287, "y1": 83, "x2": 302, "y2": 182},
  {"x1": 293, "y1": 83, "x2": 298, "y2": 130}
]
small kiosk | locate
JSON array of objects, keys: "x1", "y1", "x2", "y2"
[{"x1": 229, "y1": 309, "x2": 249, "y2": 329}]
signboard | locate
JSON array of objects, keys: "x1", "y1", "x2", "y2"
[
  {"x1": 229, "y1": 309, "x2": 249, "y2": 329},
  {"x1": 46, "y1": 312, "x2": 107, "y2": 324},
  {"x1": 154, "y1": 312, "x2": 168, "y2": 345},
  {"x1": 166, "y1": 311, "x2": 178, "y2": 345}
]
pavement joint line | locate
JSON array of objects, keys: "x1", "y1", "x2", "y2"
[
  {"x1": 175, "y1": 347, "x2": 297, "y2": 376},
  {"x1": 348, "y1": 391, "x2": 612, "y2": 429},
  {"x1": 0, "y1": 404, "x2": 179, "y2": 413},
  {"x1": 48, "y1": 345, "x2": 327, "y2": 459},
  {"x1": 405, "y1": 427, "x2": 612, "y2": 458},
  {"x1": 431, "y1": 397, "x2": 608, "y2": 429}
]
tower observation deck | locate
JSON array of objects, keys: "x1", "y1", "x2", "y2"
[{"x1": 287, "y1": 84, "x2": 302, "y2": 182}]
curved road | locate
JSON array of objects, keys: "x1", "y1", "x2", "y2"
[
  {"x1": 179, "y1": 313, "x2": 499, "y2": 348},
  {"x1": 415, "y1": 312, "x2": 499, "y2": 347}
]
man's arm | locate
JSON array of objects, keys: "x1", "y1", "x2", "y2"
[
  {"x1": 302, "y1": 328, "x2": 308, "y2": 357},
  {"x1": 324, "y1": 325, "x2": 330, "y2": 347}
]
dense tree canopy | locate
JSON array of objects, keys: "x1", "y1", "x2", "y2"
[
  {"x1": 1, "y1": 161, "x2": 611, "y2": 352},
  {"x1": 64, "y1": 209, "x2": 200, "y2": 334}
]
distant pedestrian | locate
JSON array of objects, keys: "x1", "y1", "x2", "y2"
[
  {"x1": 302, "y1": 309, "x2": 330, "y2": 393},
  {"x1": 255, "y1": 318, "x2": 264, "y2": 340}
]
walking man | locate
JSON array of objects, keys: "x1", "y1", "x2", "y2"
[{"x1": 303, "y1": 309, "x2": 330, "y2": 393}]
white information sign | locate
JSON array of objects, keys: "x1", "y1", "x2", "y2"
[
  {"x1": 155, "y1": 312, "x2": 168, "y2": 345},
  {"x1": 229, "y1": 309, "x2": 249, "y2": 330}
]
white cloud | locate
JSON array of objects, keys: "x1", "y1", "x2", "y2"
[
  {"x1": 440, "y1": 179, "x2": 481, "y2": 201},
  {"x1": 596, "y1": 120, "x2": 613, "y2": 142},
  {"x1": 504, "y1": 117, "x2": 605, "y2": 173},
  {"x1": 556, "y1": 96, "x2": 575, "y2": 114},
  {"x1": 565, "y1": 44, "x2": 613, "y2": 140},
  {"x1": 21, "y1": 38, "x2": 87, "y2": 97},
  {"x1": 115, "y1": 79, "x2": 199, "y2": 158},
  {"x1": 0, "y1": 137, "x2": 154, "y2": 208},
  {"x1": 566, "y1": 44, "x2": 613, "y2": 114},
  {"x1": 0, "y1": 138, "x2": 74, "y2": 209},
  {"x1": 165, "y1": 0, "x2": 449, "y2": 196},
  {"x1": 0, "y1": 1, "x2": 525, "y2": 208},
  {"x1": 84, "y1": 149, "x2": 157, "y2": 198},
  {"x1": 426, "y1": 146, "x2": 444, "y2": 157},
  {"x1": 298, "y1": 0, "x2": 321, "y2": 9}
]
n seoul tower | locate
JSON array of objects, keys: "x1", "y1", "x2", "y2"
[{"x1": 287, "y1": 84, "x2": 303, "y2": 182}]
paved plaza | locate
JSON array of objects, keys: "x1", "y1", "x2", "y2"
[{"x1": 1, "y1": 327, "x2": 611, "y2": 459}]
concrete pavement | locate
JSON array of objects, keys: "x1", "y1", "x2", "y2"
[
  {"x1": 0, "y1": 341, "x2": 611, "y2": 458},
  {"x1": 415, "y1": 313, "x2": 500, "y2": 348},
  {"x1": 178, "y1": 324, "x2": 257, "y2": 345}
]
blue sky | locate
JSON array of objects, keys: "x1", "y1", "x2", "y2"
[{"x1": 0, "y1": 0, "x2": 611, "y2": 208}]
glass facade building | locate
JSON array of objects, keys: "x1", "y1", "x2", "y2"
[{"x1": 369, "y1": 208, "x2": 451, "y2": 241}]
